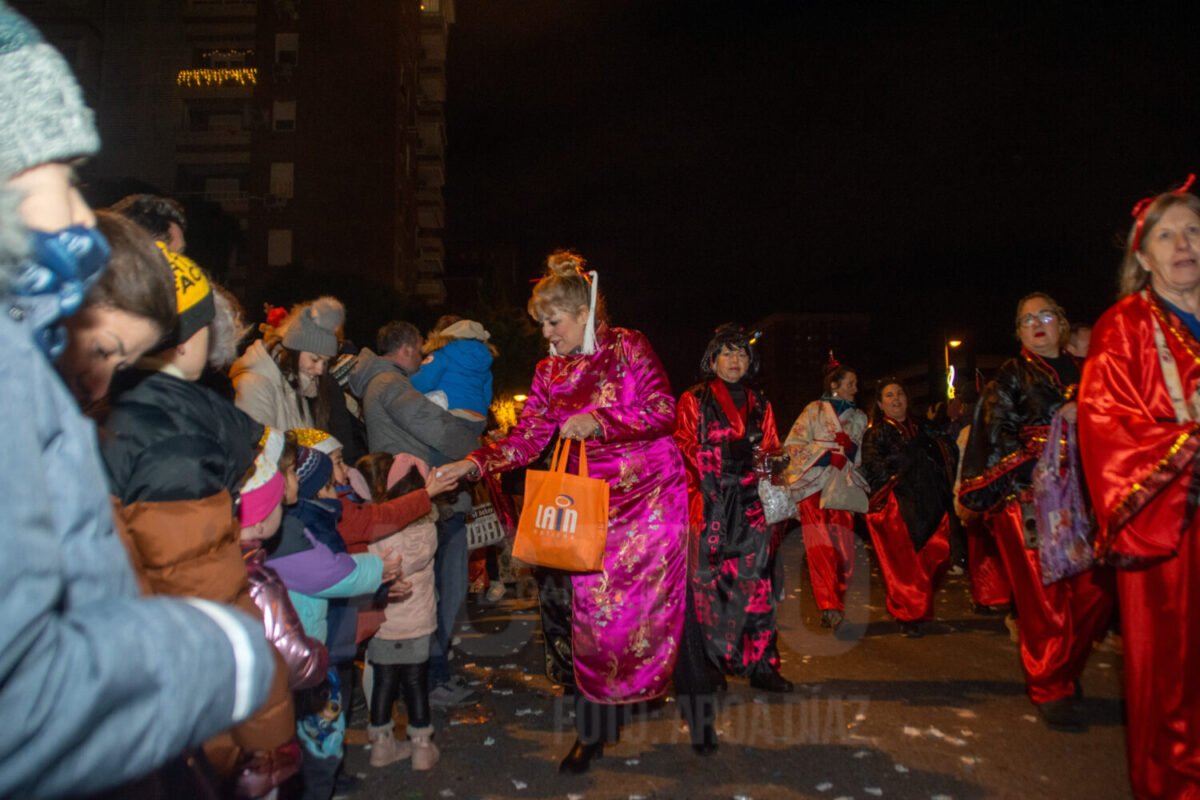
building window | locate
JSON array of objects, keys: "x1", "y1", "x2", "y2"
[
  {"x1": 269, "y1": 162, "x2": 295, "y2": 200},
  {"x1": 275, "y1": 33, "x2": 298, "y2": 66},
  {"x1": 272, "y1": 100, "x2": 296, "y2": 132},
  {"x1": 267, "y1": 229, "x2": 293, "y2": 267}
]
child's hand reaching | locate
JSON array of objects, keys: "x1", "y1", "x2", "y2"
[{"x1": 380, "y1": 548, "x2": 405, "y2": 584}]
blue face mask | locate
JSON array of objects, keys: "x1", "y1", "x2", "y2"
[{"x1": 11, "y1": 225, "x2": 111, "y2": 357}]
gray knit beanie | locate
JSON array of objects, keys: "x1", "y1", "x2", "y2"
[
  {"x1": 281, "y1": 296, "x2": 344, "y2": 357},
  {"x1": 0, "y1": 2, "x2": 100, "y2": 181}
]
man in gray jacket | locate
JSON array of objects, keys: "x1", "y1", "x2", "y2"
[{"x1": 346, "y1": 320, "x2": 481, "y2": 706}]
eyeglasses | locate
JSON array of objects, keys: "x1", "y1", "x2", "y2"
[{"x1": 1019, "y1": 311, "x2": 1057, "y2": 327}]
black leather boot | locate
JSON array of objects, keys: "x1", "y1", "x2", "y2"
[{"x1": 558, "y1": 738, "x2": 604, "y2": 774}]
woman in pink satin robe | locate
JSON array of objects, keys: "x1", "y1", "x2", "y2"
[
  {"x1": 1079, "y1": 178, "x2": 1200, "y2": 800},
  {"x1": 438, "y1": 251, "x2": 714, "y2": 773}
]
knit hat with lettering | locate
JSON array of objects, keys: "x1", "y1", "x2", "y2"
[
  {"x1": 281, "y1": 296, "x2": 344, "y2": 357},
  {"x1": 0, "y1": 3, "x2": 100, "y2": 181},
  {"x1": 156, "y1": 241, "x2": 214, "y2": 345}
]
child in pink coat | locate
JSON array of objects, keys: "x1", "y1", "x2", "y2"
[{"x1": 351, "y1": 452, "x2": 440, "y2": 771}]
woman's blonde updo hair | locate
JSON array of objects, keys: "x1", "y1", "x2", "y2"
[
  {"x1": 527, "y1": 249, "x2": 607, "y2": 323},
  {"x1": 1118, "y1": 191, "x2": 1200, "y2": 298}
]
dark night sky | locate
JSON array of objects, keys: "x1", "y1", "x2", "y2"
[{"x1": 445, "y1": 1, "x2": 1200, "y2": 391}]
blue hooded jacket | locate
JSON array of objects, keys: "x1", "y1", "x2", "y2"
[{"x1": 410, "y1": 339, "x2": 493, "y2": 417}]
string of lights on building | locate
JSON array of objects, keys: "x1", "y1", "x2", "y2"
[{"x1": 176, "y1": 67, "x2": 257, "y2": 87}]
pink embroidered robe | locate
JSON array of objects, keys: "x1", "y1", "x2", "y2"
[{"x1": 468, "y1": 325, "x2": 688, "y2": 704}]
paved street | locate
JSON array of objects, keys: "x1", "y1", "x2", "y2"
[{"x1": 343, "y1": 531, "x2": 1128, "y2": 799}]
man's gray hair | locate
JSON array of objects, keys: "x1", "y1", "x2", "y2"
[{"x1": 377, "y1": 320, "x2": 421, "y2": 354}]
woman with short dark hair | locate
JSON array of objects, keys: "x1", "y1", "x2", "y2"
[{"x1": 675, "y1": 324, "x2": 791, "y2": 692}]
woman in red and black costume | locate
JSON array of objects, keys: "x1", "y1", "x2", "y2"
[
  {"x1": 861, "y1": 379, "x2": 957, "y2": 638},
  {"x1": 1078, "y1": 175, "x2": 1200, "y2": 800},
  {"x1": 675, "y1": 324, "x2": 792, "y2": 693},
  {"x1": 958, "y1": 292, "x2": 1114, "y2": 731}
]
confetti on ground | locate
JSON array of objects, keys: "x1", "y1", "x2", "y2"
[
  {"x1": 961, "y1": 756, "x2": 979, "y2": 766},
  {"x1": 1022, "y1": 714, "x2": 1038, "y2": 723},
  {"x1": 493, "y1": 688, "x2": 514, "y2": 695},
  {"x1": 524, "y1": 674, "x2": 534, "y2": 680},
  {"x1": 467, "y1": 680, "x2": 482, "y2": 686},
  {"x1": 625, "y1": 759, "x2": 640, "y2": 766},
  {"x1": 903, "y1": 726, "x2": 922, "y2": 737},
  {"x1": 815, "y1": 782, "x2": 833, "y2": 792},
  {"x1": 733, "y1": 795, "x2": 754, "y2": 800},
  {"x1": 500, "y1": 663, "x2": 517, "y2": 669},
  {"x1": 568, "y1": 795, "x2": 584, "y2": 800},
  {"x1": 931, "y1": 795, "x2": 953, "y2": 800},
  {"x1": 954, "y1": 709, "x2": 977, "y2": 719},
  {"x1": 448, "y1": 719, "x2": 462, "y2": 726},
  {"x1": 1098, "y1": 663, "x2": 1111, "y2": 669},
  {"x1": 512, "y1": 779, "x2": 527, "y2": 790},
  {"x1": 855, "y1": 712, "x2": 867, "y2": 721},
  {"x1": 483, "y1": 737, "x2": 495, "y2": 746},
  {"x1": 865, "y1": 788, "x2": 883, "y2": 797},
  {"x1": 439, "y1": 791, "x2": 454, "y2": 798},
  {"x1": 853, "y1": 750, "x2": 870, "y2": 759},
  {"x1": 894, "y1": 764, "x2": 909, "y2": 773}
]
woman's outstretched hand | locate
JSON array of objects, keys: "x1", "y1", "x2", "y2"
[
  {"x1": 435, "y1": 459, "x2": 478, "y2": 484},
  {"x1": 424, "y1": 467, "x2": 458, "y2": 498}
]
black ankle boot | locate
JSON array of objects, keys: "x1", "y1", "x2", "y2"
[
  {"x1": 692, "y1": 722, "x2": 719, "y2": 755},
  {"x1": 558, "y1": 739, "x2": 604, "y2": 774},
  {"x1": 749, "y1": 669, "x2": 794, "y2": 693}
]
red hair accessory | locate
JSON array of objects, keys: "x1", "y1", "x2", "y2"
[
  {"x1": 265, "y1": 305, "x2": 287, "y2": 329},
  {"x1": 1130, "y1": 173, "x2": 1196, "y2": 252},
  {"x1": 825, "y1": 350, "x2": 840, "y2": 373}
]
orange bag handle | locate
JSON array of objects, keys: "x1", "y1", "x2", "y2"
[{"x1": 551, "y1": 437, "x2": 589, "y2": 478}]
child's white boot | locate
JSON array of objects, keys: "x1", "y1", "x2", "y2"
[
  {"x1": 368, "y1": 722, "x2": 412, "y2": 767},
  {"x1": 408, "y1": 724, "x2": 440, "y2": 771}
]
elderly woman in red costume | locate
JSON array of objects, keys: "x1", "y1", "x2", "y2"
[
  {"x1": 437, "y1": 251, "x2": 714, "y2": 773},
  {"x1": 1079, "y1": 175, "x2": 1200, "y2": 799},
  {"x1": 958, "y1": 292, "x2": 1113, "y2": 731},
  {"x1": 674, "y1": 324, "x2": 792, "y2": 693},
  {"x1": 861, "y1": 378, "x2": 957, "y2": 638}
]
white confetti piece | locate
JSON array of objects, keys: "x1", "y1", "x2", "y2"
[
  {"x1": 954, "y1": 709, "x2": 977, "y2": 719},
  {"x1": 625, "y1": 759, "x2": 640, "y2": 765},
  {"x1": 894, "y1": 764, "x2": 909, "y2": 773},
  {"x1": 1022, "y1": 714, "x2": 1038, "y2": 723},
  {"x1": 515, "y1": 708, "x2": 534, "y2": 716},
  {"x1": 733, "y1": 795, "x2": 754, "y2": 800},
  {"x1": 439, "y1": 791, "x2": 455, "y2": 798},
  {"x1": 945, "y1": 736, "x2": 968, "y2": 747},
  {"x1": 1098, "y1": 662, "x2": 1111, "y2": 669},
  {"x1": 853, "y1": 750, "x2": 870, "y2": 759},
  {"x1": 568, "y1": 795, "x2": 584, "y2": 800},
  {"x1": 931, "y1": 795, "x2": 953, "y2": 800},
  {"x1": 903, "y1": 726, "x2": 922, "y2": 737},
  {"x1": 467, "y1": 680, "x2": 482, "y2": 686},
  {"x1": 926, "y1": 726, "x2": 946, "y2": 739},
  {"x1": 500, "y1": 663, "x2": 518, "y2": 669},
  {"x1": 815, "y1": 782, "x2": 833, "y2": 792},
  {"x1": 834, "y1": 796, "x2": 854, "y2": 800},
  {"x1": 961, "y1": 756, "x2": 978, "y2": 765},
  {"x1": 483, "y1": 736, "x2": 495, "y2": 746},
  {"x1": 493, "y1": 688, "x2": 514, "y2": 695},
  {"x1": 865, "y1": 789, "x2": 883, "y2": 797},
  {"x1": 959, "y1": 729, "x2": 974, "y2": 737},
  {"x1": 512, "y1": 779, "x2": 527, "y2": 790},
  {"x1": 524, "y1": 674, "x2": 534, "y2": 680},
  {"x1": 855, "y1": 712, "x2": 867, "y2": 721},
  {"x1": 448, "y1": 719, "x2": 462, "y2": 726}
]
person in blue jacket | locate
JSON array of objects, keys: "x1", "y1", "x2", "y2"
[
  {"x1": 0, "y1": 4, "x2": 276, "y2": 796},
  {"x1": 410, "y1": 318, "x2": 495, "y2": 435}
]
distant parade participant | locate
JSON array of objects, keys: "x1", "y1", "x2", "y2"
[
  {"x1": 1079, "y1": 176, "x2": 1200, "y2": 799},
  {"x1": 783, "y1": 357, "x2": 870, "y2": 630},
  {"x1": 675, "y1": 324, "x2": 792, "y2": 692},
  {"x1": 959, "y1": 292, "x2": 1113, "y2": 731},
  {"x1": 861, "y1": 378, "x2": 956, "y2": 637}
]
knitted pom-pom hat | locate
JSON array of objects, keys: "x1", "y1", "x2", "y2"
[
  {"x1": 281, "y1": 296, "x2": 344, "y2": 357},
  {"x1": 239, "y1": 428, "x2": 285, "y2": 526}
]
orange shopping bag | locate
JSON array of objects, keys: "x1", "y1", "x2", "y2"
[{"x1": 513, "y1": 438, "x2": 609, "y2": 572}]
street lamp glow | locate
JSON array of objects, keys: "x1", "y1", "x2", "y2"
[{"x1": 948, "y1": 339, "x2": 962, "y2": 348}]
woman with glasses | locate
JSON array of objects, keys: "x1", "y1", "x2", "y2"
[
  {"x1": 1078, "y1": 177, "x2": 1200, "y2": 799},
  {"x1": 958, "y1": 292, "x2": 1114, "y2": 732}
]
